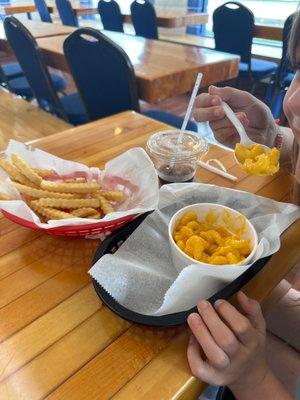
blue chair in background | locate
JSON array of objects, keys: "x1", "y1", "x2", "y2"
[
  {"x1": 98, "y1": 0, "x2": 124, "y2": 33},
  {"x1": 0, "y1": 64, "x2": 33, "y2": 98},
  {"x1": 56, "y1": 0, "x2": 78, "y2": 27},
  {"x1": 63, "y1": 27, "x2": 198, "y2": 131},
  {"x1": 187, "y1": 0, "x2": 208, "y2": 36},
  {"x1": 0, "y1": 62, "x2": 23, "y2": 81},
  {"x1": 34, "y1": 0, "x2": 52, "y2": 23},
  {"x1": 4, "y1": 17, "x2": 87, "y2": 124},
  {"x1": 130, "y1": 0, "x2": 158, "y2": 40},
  {"x1": 213, "y1": 2, "x2": 277, "y2": 90}
]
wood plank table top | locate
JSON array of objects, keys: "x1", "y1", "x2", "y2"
[
  {"x1": 254, "y1": 24, "x2": 283, "y2": 41},
  {"x1": 0, "y1": 88, "x2": 71, "y2": 151},
  {"x1": 1, "y1": 3, "x2": 51, "y2": 15},
  {"x1": 123, "y1": 10, "x2": 209, "y2": 28},
  {"x1": 0, "y1": 111, "x2": 299, "y2": 400},
  {"x1": 0, "y1": 19, "x2": 76, "y2": 48},
  {"x1": 2, "y1": 3, "x2": 208, "y2": 28},
  {"x1": 36, "y1": 30, "x2": 239, "y2": 103}
]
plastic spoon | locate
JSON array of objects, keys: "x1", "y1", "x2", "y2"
[{"x1": 221, "y1": 101, "x2": 271, "y2": 155}]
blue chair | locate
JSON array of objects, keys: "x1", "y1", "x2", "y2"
[
  {"x1": 213, "y1": 2, "x2": 277, "y2": 87},
  {"x1": 56, "y1": 0, "x2": 78, "y2": 27},
  {"x1": 4, "y1": 17, "x2": 87, "y2": 124},
  {"x1": 130, "y1": 0, "x2": 158, "y2": 40},
  {"x1": 63, "y1": 27, "x2": 198, "y2": 132},
  {"x1": 34, "y1": 0, "x2": 52, "y2": 23},
  {"x1": 1, "y1": 62, "x2": 23, "y2": 81},
  {"x1": 98, "y1": 0, "x2": 124, "y2": 33},
  {"x1": 0, "y1": 64, "x2": 33, "y2": 98}
]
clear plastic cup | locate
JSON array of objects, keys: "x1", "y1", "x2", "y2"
[{"x1": 146, "y1": 130, "x2": 208, "y2": 184}]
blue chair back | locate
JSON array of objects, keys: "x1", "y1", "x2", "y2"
[
  {"x1": 34, "y1": 0, "x2": 52, "y2": 23},
  {"x1": 4, "y1": 17, "x2": 68, "y2": 120},
  {"x1": 56, "y1": 0, "x2": 78, "y2": 27},
  {"x1": 63, "y1": 28, "x2": 139, "y2": 121},
  {"x1": 130, "y1": 0, "x2": 158, "y2": 40},
  {"x1": 213, "y1": 2, "x2": 254, "y2": 66},
  {"x1": 98, "y1": 0, "x2": 124, "y2": 33}
]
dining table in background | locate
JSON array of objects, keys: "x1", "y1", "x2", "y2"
[
  {"x1": 0, "y1": 110, "x2": 299, "y2": 400},
  {"x1": 2, "y1": 2, "x2": 209, "y2": 28},
  {"x1": 35, "y1": 30, "x2": 240, "y2": 103},
  {"x1": 0, "y1": 19, "x2": 75, "y2": 52}
]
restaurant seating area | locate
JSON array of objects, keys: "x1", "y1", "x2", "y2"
[{"x1": 0, "y1": 1, "x2": 299, "y2": 399}]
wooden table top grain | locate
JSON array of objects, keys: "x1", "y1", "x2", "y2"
[
  {"x1": 0, "y1": 88, "x2": 71, "y2": 151},
  {"x1": 122, "y1": 10, "x2": 209, "y2": 28},
  {"x1": 0, "y1": 19, "x2": 76, "y2": 51},
  {"x1": 36, "y1": 30, "x2": 239, "y2": 103},
  {"x1": 0, "y1": 111, "x2": 299, "y2": 399},
  {"x1": 2, "y1": 3, "x2": 208, "y2": 28}
]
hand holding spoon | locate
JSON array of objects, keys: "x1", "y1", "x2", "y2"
[{"x1": 222, "y1": 101, "x2": 271, "y2": 153}]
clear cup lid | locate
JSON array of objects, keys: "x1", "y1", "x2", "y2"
[{"x1": 147, "y1": 130, "x2": 208, "y2": 160}]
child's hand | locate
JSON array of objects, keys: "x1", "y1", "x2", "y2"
[{"x1": 187, "y1": 291, "x2": 269, "y2": 392}]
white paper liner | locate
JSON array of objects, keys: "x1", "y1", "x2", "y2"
[
  {"x1": 0, "y1": 140, "x2": 159, "y2": 228},
  {"x1": 89, "y1": 183, "x2": 300, "y2": 316}
]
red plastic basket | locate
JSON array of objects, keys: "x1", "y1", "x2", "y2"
[{"x1": 1, "y1": 210, "x2": 138, "y2": 237}]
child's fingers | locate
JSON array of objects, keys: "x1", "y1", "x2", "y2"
[
  {"x1": 187, "y1": 334, "x2": 218, "y2": 384},
  {"x1": 194, "y1": 92, "x2": 222, "y2": 108},
  {"x1": 187, "y1": 313, "x2": 230, "y2": 369},
  {"x1": 214, "y1": 299, "x2": 256, "y2": 346},
  {"x1": 193, "y1": 105, "x2": 225, "y2": 123},
  {"x1": 237, "y1": 291, "x2": 266, "y2": 333},
  {"x1": 197, "y1": 300, "x2": 240, "y2": 356}
]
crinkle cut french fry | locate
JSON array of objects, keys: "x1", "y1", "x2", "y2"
[
  {"x1": 98, "y1": 195, "x2": 114, "y2": 214},
  {"x1": 98, "y1": 190, "x2": 124, "y2": 202},
  {"x1": 0, "y1": 193, "x2": 10, "y2": 200},
  {"x1": 0, "y1": 158, "x2": 34, "y2": 186},
  {"x1": 30, "y1": 201, "x2": 74, "y2": 220},
  {"x1": 64, "y1": 178, "x2": 86, "y2": 183},
  {"x1": 33, "y1": 168, "x2": 54, "y2": 178},
  {"x1": 41, "y1": 180, "x2": 101, "y2": 193},
  {"x1": 13, "y1": 182, "x2": 80, "y2": 199},
  {"x1": 35, "y1": 197, "x2": 100, "y2": 209},
  {"x1": 11, "y1": 153, "x2": 42, "y2": 186},
  {"x1": 71, "y1": 208, "x2": 100, "y2": 218}
]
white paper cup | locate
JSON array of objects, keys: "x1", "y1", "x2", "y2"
[{"x1": 168, "y1": 203, "x2": 258, "y2": 272}]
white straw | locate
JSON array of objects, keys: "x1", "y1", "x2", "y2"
[
  {"x1": 169, "y1": 73, "x2": 203, "y2": 168},
  {"x1": 197, "y1": 160, "x2": 238, "y2": 182},
  {"x1": 178, "y1": 73, "x2": 203, "y2": 144}
]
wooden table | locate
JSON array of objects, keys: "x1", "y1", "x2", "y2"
[
  {"x1": 71, "y1": 7, "x2": 209, "y2": 28},
  {"x1": 1, "y1": 3, "x2": 53, "y2": 15},
  {"x1": 0, "y1": 20, "x2": 76, "y2": 51},
  {"x1": 123, "y1": 10, "x2": 209, "y2": 28},
  {"x1": 36, "y1": 30, "x2": 239, "y2": 103},
  {"x1": 0, "y1": 88, "x2": 71, "y2": 151},
  {"x1": 2, "y1": 3, "x2": 208, "y2": 28},
  {"x1": 0, "y1": 111, "x2": 298, "y2": 399},
  {"x1": 254, "y1": 24, "x2": 283, "y2": 41}
]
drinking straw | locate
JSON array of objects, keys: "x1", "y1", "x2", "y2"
[{"x1": 169, "y1": 73, "x2": 203, "y2": 168}]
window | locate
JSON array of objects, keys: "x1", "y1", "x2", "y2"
[{"x1": 206, "y1": 0, "x2": 299, "y2": 35}]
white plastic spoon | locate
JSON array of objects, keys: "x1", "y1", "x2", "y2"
[{"x1": 222, "y1": 101, "x2": 271, "y2": 154}]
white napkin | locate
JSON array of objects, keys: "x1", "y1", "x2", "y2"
[
  {"x1": 89, "y1": 183, "x2": 300, "y2": 316},
  {"x1": 0, "y1": 140, "x2": 159, "y2": 228}
]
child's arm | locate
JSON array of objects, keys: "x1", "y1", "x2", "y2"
[{"x1": 187, "y1": 291, "x2": 293, "y2": 400}]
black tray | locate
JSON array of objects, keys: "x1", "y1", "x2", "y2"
[{"x1": 92, "y1": 213, "x2": 271, "y2": 327}]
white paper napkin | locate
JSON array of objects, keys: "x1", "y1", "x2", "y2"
[
  {"x1": 89, "y1": 183, "x2": 300, "y2": 316},
  {"x1": 0, "y1": 140, "x2": 159, "y2": 228}
]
